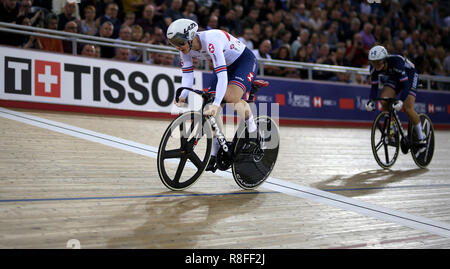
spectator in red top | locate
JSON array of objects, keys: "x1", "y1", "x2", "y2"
[
  {"x1": 345, "y1": 33, "x2": 368, "y2": 67},
  {"x1": 38, "y1": 13, "x2": 64, "y2": 53}
]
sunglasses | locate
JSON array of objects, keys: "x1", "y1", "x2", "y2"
[
  {"x1": 168, "y1": 33, "x2": 188, "y2": 47},
  {"x1": 370, "y1": 59, "x2": 384, "y2": 66}
]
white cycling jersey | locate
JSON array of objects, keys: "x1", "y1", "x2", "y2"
[{"x1": 180, "y1": 29, "x2": 246, "y2": 106}]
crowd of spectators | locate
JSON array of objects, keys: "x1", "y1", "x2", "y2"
[{"x1": 1, "y1": 0, "x2": 449, "y2": 86}]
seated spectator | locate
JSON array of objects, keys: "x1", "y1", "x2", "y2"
[
  {"x1": 96, "y1": 2, "x2": 121, "y2": 38},
  {"x1": 117, "y1": 25, "x2": 132, "y2": 42},
  {"x1": 57, "y1": 0, "x2": 77, "y2": 30},
  {"x1": 330, "y1": 47, "x2": 352, "y2": 82},
  {"x1": 330, "y1": 47, "x2": 351, "y2": 67},
  {"x1": 342, "y1": 17, "x2": 361, "y2": 42},
  {"x1": 206, "y1": 14, "x2": 219, "y2": 30},
  {"x1": 293, "y1": 46, "x2": 309, "y2": 79},
  {"x1": 94, "y1": 45, "x2": 101, "y2": 58},
  {"x1": 0, "y1": 0, "x2": 20, "y2": 46},
  {"x1": 252, "y1": 39, "x2": 278, "y2": 76},
  {"x1": 220, "y1": 9, "x2": 238, "y2": 34},
  {"x1": 114, "y1": 47, "x2": 131, "y2": 61},
  {"x1": 360, "y1": 22, "x2": 375, "y2": 49},
  {"x1": 130, "y1": 24, "x2": 143, "y2": 42},
  {"x1": 308, "y1": 7, "x2": 323, "y2": 33},
  {"x1": 122, "y1": 11, "x2": 135, "y2": 27},
  {"x1": 250, "y1": 23, "x2": 262, "y2": 49},
  {"x1": 271, "y1": 45, "x2": 299, "y2": 78},
  {"x1": 148, "y1": 27, "x2": 166, "y2": 45},
  {"x1": 38, "y1": 13, "x2": 64, "y2": 53},
  {"x1": 162, "y1": 0, "x2": 183, "y2": 22},
  {"x1": 238, "y1": 28, "x2": 254, "y2": 50},
  {"x1": 161, "y1": 53, "x2": 175, "y2": 66},
  {"x1": 252, "y1": 39, "x2": 273, "y2": 60},
  {"x1": 62, "y1": 20, "x2": 82, "y2": 54},
  {"x1": 97, "y1": 21, "x2": 115, "y2": 58},
  {"x1": 81, "y1": 44, "x2": 96, "y2": 57},
  {"x1": 80, "y1": 5, "x2": 97, "y2": 36},
  {"x1": 17, "y1": 16, "x2": 41, "y2": 49},
  {"x1": 313, "y1": 44, "x2": 334, "y2": 80},
  {"x1": 306, "y1": 43, "x2": 318, "y2": 63},
  {"x1": 182, "y1": 0, "x2": 198, "y2": 23},
  {"x1": 18, "y1": 0, "x2": 44, "y2": 27},
  {"x1": 345, "y1": 33, "x2": 368, "y2": 67},
  {"x1": 290, "y1": 29, "x2": 309, "y2": 59},
  {"x1": 136, "y1": 4, "x2": 156, "y2": 34},
  {"x1": 325, "y1": 20, "x2": 339, "y2": 50},
  {"x1": 129, "y1": 25, "x2": 144, "y2": 61},
  {"x1": 0, "y1": 0, "x2": 19, "y2": 23}
]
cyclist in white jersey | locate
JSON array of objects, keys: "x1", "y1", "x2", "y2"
[{"x1": 167, "y1": 19, "x2": 259, "y2": 172}]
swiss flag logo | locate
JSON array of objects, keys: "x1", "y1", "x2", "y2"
[
  {"x1": 35, "y1": 60, "x2": 60, "y2": 97},
  {"x1": 313, "y1": 96, "x2": 322, "y2": 108}
]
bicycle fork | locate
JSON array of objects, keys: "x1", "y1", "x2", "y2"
[
  {"x1": 391, "y1": 111, "x2": 406, "y2": 139},
  {"x1": 208, "y1": 115, "x2": 232, "y2": 158}
]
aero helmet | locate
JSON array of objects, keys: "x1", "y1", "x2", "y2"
[
  {"x1": 166, "y1": 19, "x2": 198, "y2": 47},
  {"x1": 368, "y1": 45, "x2": 388, "y2": 61}
]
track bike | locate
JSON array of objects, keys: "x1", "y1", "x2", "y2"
[
  {"x1": 157, "y1": 81, "x2": 280, "y2": 190},
  {"x1": 370, "y1": 97, "x2": 435, "y2": 169}
]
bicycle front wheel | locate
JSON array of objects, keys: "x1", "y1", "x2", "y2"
[
  {"x1": 371, "y1": 111, "x2": 400, "y2": 169},
  {"x1": 409, "y1": 113, "x2": 435, "y2": 168},
  {"x1": 157, "y1": 111, "x2": 213, "y2": 190}
]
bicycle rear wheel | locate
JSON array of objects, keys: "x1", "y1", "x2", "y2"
[
  {"x1": 157, "y1": 111, "x2": 213, "y2": 190},
  {"x1": 371, "y1": 111, "x2": 400, "y2": 168},
  {"x1": 232, "y1": 116, "x2": 280, "y2": 189},
  {"x1": 409, "y1": 113, "x2": 435, "y2": 168}
]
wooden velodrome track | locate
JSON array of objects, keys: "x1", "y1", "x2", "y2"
[{"x1": 0, "y1": 107, "x2": 449, "y2": 249}]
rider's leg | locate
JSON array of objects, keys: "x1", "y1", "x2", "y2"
[
  {"x1": 380, "y1": 86, "x2": 396, "y2": 111},
  {"x1": 206, "y1": 104, "x2": 223, "y2": 172},
  {"x1": 212, "y1": 104, "x2": 224, "y2": 156},
  {"x1": 224, "y1": 84, "x2": 257, "y2": 133},
  {"x1": 404, "y1": 94, "x2": 425, "y2": 140}
]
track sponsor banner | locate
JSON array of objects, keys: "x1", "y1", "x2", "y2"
[
  {"x1": 203, "y1": 73, "x2": 450, "y2": 126},
  {"x1": 1, "y1": 46, "x2": 448, "y2": 127},
  {"x1": 0, "y1": 46, "x2": 202, "y2": 113}
]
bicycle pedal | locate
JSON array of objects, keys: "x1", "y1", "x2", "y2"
[{"x1": 400, "y1": 138, "x2": 409, "y2": 154}]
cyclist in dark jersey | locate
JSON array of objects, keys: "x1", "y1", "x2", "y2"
[{"x1": 365, "y1": 45, "x2": 427, "y2": 153}]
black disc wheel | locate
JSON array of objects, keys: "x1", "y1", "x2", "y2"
[
  {"x1": 371, "y1": 112, "x2": 400, "y2": 169},
  {"x1": 409, "y1": 113, "x2": 435, "y2": 168},
  {"x1": 232, "y1": 116, "x2": 280, "y2": 189},
  {"x1": 157, "y1": 111, "x2": 213, "y2": 190}
]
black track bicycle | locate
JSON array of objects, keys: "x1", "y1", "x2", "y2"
[
  {"x1": 157, "y1": 81, "x2": 280, "y2": 191},
  {"x1": 370, "y1": 97, "x2": 435, "y2": 169}
]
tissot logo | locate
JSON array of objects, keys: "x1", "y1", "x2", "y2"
[
  {"x1": 35, "y1": 60, "x2": 60, "y2": 97},
  {"x1": 5, "y1": 57, "x2": 32, "y2": 95},
  {"x1": 2, "y1": 56, "x2": 183, "y2": 107}
]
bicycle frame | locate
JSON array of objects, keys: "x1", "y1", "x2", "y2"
[
  {"x1": 175, "y1": 87, "x2": 233, "y2": 159},
  {"x1": 377, "y1": 98, "x2": 408, "y2": 143}
]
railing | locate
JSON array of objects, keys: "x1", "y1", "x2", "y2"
[{"x1": 1, "y1": 22, "x2": 449, "y2": 90}]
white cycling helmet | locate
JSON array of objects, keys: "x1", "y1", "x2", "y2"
[
  {"x1": 368, "y1": 45, "x2": 388, "y2": 61},
  {"x1": 166, "y1": 18, "x2": 198, "y2": 47}
]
